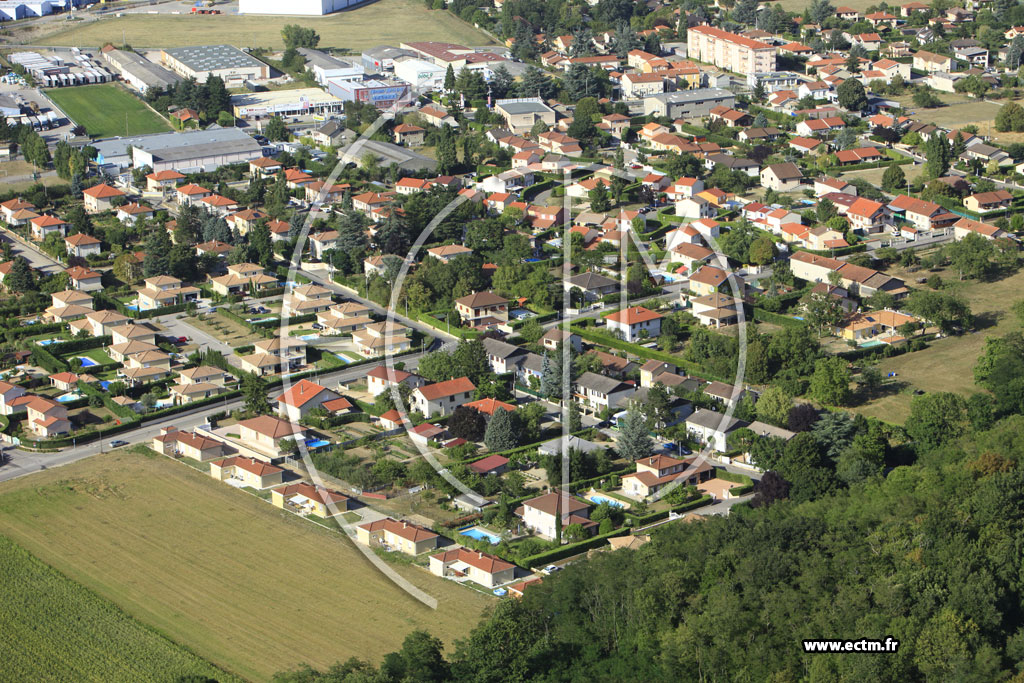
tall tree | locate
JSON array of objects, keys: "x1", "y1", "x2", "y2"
[
  {"x1": 484, "y1": 407, "x2": 519, "y2": 451},
  {"x1": 616, "y1": 404, "x2": 653, "y2": 462}
]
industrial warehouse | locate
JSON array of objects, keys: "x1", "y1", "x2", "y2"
[{"x1": 230, "y1": 88, "x2": 345, "y2": 121}]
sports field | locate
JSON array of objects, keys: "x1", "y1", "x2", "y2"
[
  {"x1": 0, "y1": 535, "x2": 236, "y2": 682},
  {"x1": 38, "y1": 0, "x2": 491, "y2": 51},
  {"x1": 46, "y1": 84, "x2": 171, "y2": 137},
  {"x1": 0, "y1": 449, "x2": 491, "y2": 681}
]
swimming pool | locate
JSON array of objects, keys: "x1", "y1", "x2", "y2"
[
  {"x1": 460, "y1": 526, "x2": 501, "y2": 544},
  {"x1": 77, "y1": 357, "x2": 98, "y2": 367},
  {"x1": 304, "y1": 438, "x2": 331, "y2": 449},
  {"x1": 56, "y1": 392, "x2": 83, "y2": 403},
  {"x1": 299, "y1": 334, "x2": 320, "y2": 341},
  {"x1": 124, "y1": 304, "x2": 139, "y2": 311},
  {"x1": 589, "y1": 495, "x2": 625, "y2": 508},
  {"x1": 333, "y1": 353, "x2": 352, "y2": 363},
  {"x1": 36, "y1": 338, "x2": 62, "y2": 346},
  {"x1": 859, "y1": 339, "x2": 885, "y2": 348},
  {"x1": 99, "y1": 380, "x2": 111, "y2": 391}
]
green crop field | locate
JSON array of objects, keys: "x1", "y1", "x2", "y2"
[
  {"x1": 0, "y1": 448, "x2": 491, "y2": 681},
  {"x1": 0, "y1": 535, "x2": 235, "y2": 682},
  {"x1": 45, "y1": 84, "x2": 171, "y2": 137},
  {"x1": 37, "y1": 0, "x2": 491, "y2": 51}
]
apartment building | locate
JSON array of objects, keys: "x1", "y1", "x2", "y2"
[{"x1": 686, "y1": 25, "x2": 776, "y2": 75}]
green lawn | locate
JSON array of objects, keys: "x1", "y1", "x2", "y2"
[
  {"x1": 46, "y1": 85, "x2": 171, "y2": 138},
  {"x1": 63, "y1": 347, "x2": 115, "y2": 367}
]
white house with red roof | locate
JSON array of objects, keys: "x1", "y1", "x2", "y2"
[
  {"x1": 272, "y1": 481, "x2": 352, "y2": 516},
  {"x1": 412, "y1": 376, "x2": 476, "y2": 418},
  {"x1": 516, "y1": 490, "x2": 595, "y2": 541},
  {"x1": 358, "y1": 517, "x2": 440, "y2": 555},
  {"x1": 847, "y1": 197, "x2": 889, "y2": 234},
  {"x1": 429, "y1": 547, "x2": 516, "y2": 587},
  {"x1": 82, "y1": 183, "x2": 126, "y2": 213},
  {"x1": 25, "y1": 396, "x2": 70, "y2": 437},
  {"x1": 622, "y1": 454, "x2": 714, "y2": 498},
  {"x1": 209, "y1": 456, "x2": 284, "y2": 489},
  {"x1": 605, "y1": 306, "x2": 662, "y2": 341},
  {"x1": 65, "y1": 233, "x2": 102, "y2": 258},
  {"x1": 29, "y1": 215, "x2": 67, "y2": 241},
  {"x1": 276, "y1": 379, "x2": 342, "y2": 421},
  {"x1": 236, "y1": 415, "x2": 307, "y2": 460}
]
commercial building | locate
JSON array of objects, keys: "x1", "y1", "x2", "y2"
[
  {"x1": 326, "y1": 78, "x2": 410, "y2": 109},
  {"x1": 361, "y1": 45, "x2": 418, "y2": 72},
  {"x1": 231, "y1": 87, "x2": 345, "y2": 121},
  {"x1": 102, "y1": 48, "x2": 181, "y2": 94},
  {"x1": 399, "y1": 41, "x2": 508, "y2": 72},
  {"x1": 494, "y1": 98, "x2": 557, "y2": 135},
  {"x1": 93, "y1": 128, "x2": 264, "y2": 173},
  {"x1": 238, "y1": 0, "x2": 358, "y2": 14},
  {"x1": 161, "y1": 45, "x2": 269, "y2": 85},
  {"x1": 393, "y1": 58, "x2": 447, "y2": 89},
  {"x1": 687, "y1": 25, "x2": 776, "y2": 75},
  {"x1": 296, "y1": 48, "x2": 364, "y2": 86},
  {"x1": 642, "y1": 88, "x2": 736, "y2": 118}
]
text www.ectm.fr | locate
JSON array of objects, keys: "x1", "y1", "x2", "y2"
[{"x1": 803, "y1": 638, "x2": 900, "y2": 653}]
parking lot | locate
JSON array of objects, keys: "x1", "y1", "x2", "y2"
[{"x1": 0, "y1": 82, "x2": 79, "y2": 147}]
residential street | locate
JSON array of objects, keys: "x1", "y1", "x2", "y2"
[{"x1": 0, "y1": 352, "x2": 426, "y2": 483}]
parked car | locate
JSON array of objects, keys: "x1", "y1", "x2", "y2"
[
  {"x1": 176, "y1": 336, "x2": 189, "y2": 344},
  {"x1": 108, "y1": 440, "x2": 128, "y2": 449},
  {"x1": 542, "y1": 564, "x2": 561, "y2": 575}
]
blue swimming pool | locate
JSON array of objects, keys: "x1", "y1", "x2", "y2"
[
  {"x1": 77, "y1": 357, "x2": 98, "y2": 367},
  {"x1": 56, "y1": 392, "x2": 83, "y2": 403},
  {"x1": 304, "y1": 439, "x2": 330, "y2": 449},
  {"x1": 334, "y1": 353, "x2": 352, "y2": 363},
  {"x1": 589, "y1": 495, "x2": 625, "y2": 508},
  {"x1": 36, "y1": 338, "x2": 62, "y2": 346},
  {"x1": 460, "y1": 526, "x2": 501, "y2": 544},
  {"x1": 859, "y1": 339, "x2": 885, "y2": 348},
  {"x1": 99, "y1": 381, "x2": 111, "y2": 391},
  {"x1": 299, "y1": 334, "x2": 319, "y2": 341},
  {"x1": 124, "y1": 304, "x2": 139, "y2": 311}
]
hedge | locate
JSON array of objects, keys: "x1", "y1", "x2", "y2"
[
  {"x1": 7, "y1": 322, "x2": 64, "y2": 340},
  {"x1": 523, "y1": 179, "x2": 556, "y2": 201},
  {"x1": 752, "y1": 308, "x2": 806, "y2": 328},
  {"x1": 48, "y1": 336, "x2": 112, "y2": 355},
  {"x1": 793, "y1": 244, "x2": 867, "y2": 258},
  {"x1": 519, "y1": 527, "x2": 630, "y2": 568},
  {"x1": 77, "y1": 380, "x2": 139, "y2": 420},
  {"x1": 824, "y1": 157, "x2": 913, "y2": 174},
  {"x1": 624, "y1": 494, "x2": 713, "y2": 527},
  {"x1": 715, "y1": 469, "x2": 755, "y2": 495},
  {"x1": 570, "y1": 324, "x2": 732, "y2": 383},
  {"x1": 415, "y1": 310, "x2": 480, "y2": 339},
  {"x1": 31, "y1": 346, "x2": 67, "y2": 373}
]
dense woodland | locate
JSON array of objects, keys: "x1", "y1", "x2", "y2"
[{"x1": 273, "y1": 403, "x2": 1024, "y2": 682}]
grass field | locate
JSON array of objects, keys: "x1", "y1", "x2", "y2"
[
  {"x1": 38, "y1": 0, "x2": 491, "y2": 51},
  {"x1": 0, "y1": 535, "x2": 236, "y2": 682},
  {"x1": 840, "y1": 163, "x2": 924, "y2": 188},
  {"x1": 894, "y1": 93, "x2": 1005, "y2": 135},
  {"x1": 0, "y1": 449, "x2": 492, "y2": 681},
  {"x1": 45, "y1": 84, "x2": 171, "y2": 137},
  {"x1": 852, "y1": 265, "x2": 1024, "y2": 424}
]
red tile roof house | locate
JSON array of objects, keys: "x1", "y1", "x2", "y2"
[
  {"x1": 622, "y1": 454, "x2": 714, "y2": 499},
  {"x1": 467, "y1": 454, "x2": 510, "y2": 476},
  {"x1": 209, "y1": 456, "x2": 284, "y2": 489},
  {"x1": 49, "y1": 371, "x2": 79, "y2": 392},
  {"x1": 605, "y1": 306, "x2": 663, "y2": 342},
  {"x1": 82, "y1": 183, "x2": 126, "y2": 213},
  {"x1": 29, "y1": 214, "x2": 67, "y2": 241},
  {"x1": 275, "y1": 379, "x2": 342, "y2": 422},
  {"x1": 151, "y1": 427, "x2": 224, "y2": 461},
  {"x1": 271, "y1": 481, "x2": 352, "y2": 516},
  {"x1": 365, "y1": 365, "x2": 425, "y2": 397},
  {"x1": 236, "y1": 414, "x2": 308, "y2": 461},
  {"x1": 145, "y1": 169, "x2": 185, "y2": 192},
  {"x1": 65, "y1": 232, "x2": 102, "y2": 258},
  {"x1": 66, "y1": 265, "x2": 104, "y2": 292},
  {"x1": 25, "y1": 396, "x2": 70, "y2": 437},
  {"x1": 429, "y1": 547, "x2": 516, "y2": 588},
  {"x1": 357, "y1": 517, "x2": 440, "y2": 555},
  {"x1": 516, "y1": 490, "x2": 596, "y2": 541},
  {"x1": 411, "y1": 376, "x2": 476, "y2": 418}
]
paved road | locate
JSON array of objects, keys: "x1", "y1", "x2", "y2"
[
  {"x1": 0, "y1": 352, "x2": 426, "y2": 483},
  {"x1": 153, "y1": 313, "x2": 243, "y2": 367},
  {"x1": 0, "y1": 226, "x2": 63, "y2": 275}
]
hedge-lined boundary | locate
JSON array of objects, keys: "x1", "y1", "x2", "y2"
[
  {"x1": 715, "y1": 469, "x2": 755, "y2": 496},
  {"x1": 752, "y1": 308, "x2": 806, "y2": 328},
  {"x1": 625, "y1": 494, "x2": 713, "y2": 526},
  {"x1": 570, "y1": 324, "x2": 733, "y2": 384},
  {"x1": 519, "y1": 527, "x2": 630, "y2": 568}
]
